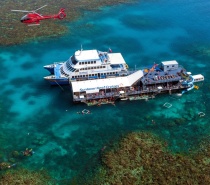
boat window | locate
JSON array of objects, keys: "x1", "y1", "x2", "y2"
[
  {"x1": 103, "y1": 66, "x2": 106, "y2": 68},
  {"x1": 97, "y1": 66, "x2": 99, "y2": 69},
  {"x1": 82, "y1": 62, "x2": 84, "y2": 65},
  {"x1": 85, "y1": 62, "x2": 87, "y2": 64},
  {"x1": 94, "y1": 61, "x2": 96, "y2": 64},
  {"x1": 79, "y1": 62, "x2": 81, "y2": 65},
  {"x1": 94, "y1": 67, "x2": 96, "y2": 69},
  {"x1": 72, "y1": 76, "x2": 74, "y2": 78},
  {"x1": 86, "y1": 75, "x2": 88, "y2": 77},
  {"x1": 91, "y1": 67, "x2": 93, "y2": 69},
  {"x1": 71, "y1": 55, "x2": 78, "y2": 65},
  {"x1": 92, "y1": 74, "x2": 94, "y2": 76},
  {"x1": 75, "y1": 70, "x2": 79, "y2": 72},
  {"x1": 91, "y1": 61, "x2": 93, "y2": 64},
  {"x1": 111, "y1": 64, "x2": 120, "y2": 68},
  {"x1": 89, "y1": 74, "x2": 91, "y2": 76},
  {"x1": 88, "y1": 67, "x2": 90, "y2": 70},
  {"x1": 88, "y1": 61, "x2": 90, "y2": 64},
  {"x1": 83, "y1": 75, "x2": 85, "y2": 77}
]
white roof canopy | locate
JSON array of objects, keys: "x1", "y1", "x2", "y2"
[
  {"x1": 108, "y1": 53, "x2": 126, "y2": 64},
  {"x1": 161, "y1": 60, "x2": 178, "y2": 65},
  {"x1": 192, "y1": 74, "x2": 204, "y2": 80},
  {"x1": 71, "y1": 70, "x2": 143, "y2": 93},
  {"x1": 74, "y1": 50, "x2": 100, "y2": 61}
]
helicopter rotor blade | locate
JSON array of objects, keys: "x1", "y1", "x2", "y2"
[
  {"x1": 34, "y1": 5, "x2": 47, "y2": 12},
  {"x1": 11, "y1": 10, "x2": 31, "y2": 13}
]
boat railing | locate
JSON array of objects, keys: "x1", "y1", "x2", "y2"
[
  {"x1": 70, "y1": 69, "x2": 138, "y2": 82},
  {"x1": 79, "y1": 67, "x2": 129, "y2": 74},
  {"x1": 128, "y1": 65, "x2": 186, "y2": 73},
  {"x1": 54, "y1": 61, "x2": 64, "y2": 65},
  {"x1": 63, "y1": 63, "x2": 70, "y2": 72},
  {"x1": 142, "y1": 77, "x2": 182, "y2": 85},
  {"x1": 73, "y1": 82, "x2": 187, "y2": 101}
]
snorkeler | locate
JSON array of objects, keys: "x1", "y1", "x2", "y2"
[{"x1": 22, "y1": 148, "x2": 34, "y2": 156}]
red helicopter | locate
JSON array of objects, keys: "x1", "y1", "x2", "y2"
[{"x1": 11, "y1": 5, "x2": 66, "y2": 26}]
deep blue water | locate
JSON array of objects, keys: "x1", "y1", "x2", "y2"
[{"x1": 0, "y1": 0, "x2": 210, "y2": 181}]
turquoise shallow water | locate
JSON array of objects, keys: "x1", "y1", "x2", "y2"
[{"x1": 0, "y1": 0, "x2": 210, "y2": 182}]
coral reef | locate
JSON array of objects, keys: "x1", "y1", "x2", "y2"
[
  {"x1": 0, "y1": 0, "x2": 136, "y2": 46},
  {"x1": 0, "y1": 162, "x2": 11, "y2": 171},
  {"x1": 11, "y1": 151, "x2": 19, "y2": 158},
  {"x1": 81, "y1": 132, "x2": 210, "y2": 185},
  {"x1": 32, "y1": 135, "x2": 48, "y2": 146},
  {"x1": 0, "y1": 168, "x2": 54, "y2": 185},
  {"x1": 186, "y1": 44, "x2": 210, "y2": 57}
]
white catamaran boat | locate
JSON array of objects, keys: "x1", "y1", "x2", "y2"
[{"x1": 44, "y1": 49, "x2": 129, "y2": 85}]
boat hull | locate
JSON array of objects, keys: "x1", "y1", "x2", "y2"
[
  {"x1": 44, "y1": 65, "x2": 55, "y2": 74},
  {"x1": 44, "y1": 77, "x2": 69, "y2": 85}
]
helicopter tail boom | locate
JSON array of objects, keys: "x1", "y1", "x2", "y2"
[{"x1": 57, "y1": 8, "x2": 66, "y2": 19}]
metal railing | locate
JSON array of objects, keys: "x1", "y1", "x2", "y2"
[{"x1": 73, "y1": 83, "x2": 187, "y2": 101}]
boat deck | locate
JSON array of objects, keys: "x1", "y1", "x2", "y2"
[
  {"x1": 73, "y1": 81, "x2": 187, "y2": 102},
  {"x1": 141, "y1": 66, "x2": 185, "y2": 85},
  {"x1": 72, "y1": 65, "x2": 195, "y2": 105}
]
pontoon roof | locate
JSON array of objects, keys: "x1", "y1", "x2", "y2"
[{"x1": 71, "y1": 70, "x2": 143, "y2": 93}]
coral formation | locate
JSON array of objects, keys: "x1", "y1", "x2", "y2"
[
  {"x1": 11, "y1": 151, "x2": 19, "y2": 158},
  {"x1": 0, "y1": 162, "x2": 11, "y2": 171},
  {"x1": 0, "y1": 168, "x2": 54, "y2": 185},
  {"x1": 32, "y1": 135, "x2": 47, "y2": 146},
  {"x1": 0, "y1": 0, "x2": 136, "y2": 46},
  {"x1": 81, "y1": 132, "x2": 210, "y2": 185}
]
